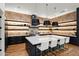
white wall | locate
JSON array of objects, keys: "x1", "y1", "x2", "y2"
[{"x1": 0, "y1": 3, "x2": 5, "y2": 56}]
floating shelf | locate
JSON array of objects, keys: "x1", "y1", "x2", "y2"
[
  {"x1": 52, "y1": 26, "x2": 76, "y2": 30},
  {"x1": 5, "y1": 30, "x2": 30, "y2": 37},
  {"x1": 59, "y1": 21, "x2": 76, "y2": 26},
  {"x1": 5, "y1": 26, "x2": 29, "y2": 30},
  {"x1": 5, "y1": 21, "x2": 31, "y2": 26}
]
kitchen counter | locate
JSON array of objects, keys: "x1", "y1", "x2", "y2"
[
  {"x1": 25, "y1": 35, "x2": 70, "y2": 56},
  {"x1": 25, "y1": 35, "x2": 58, "y2": 45}
]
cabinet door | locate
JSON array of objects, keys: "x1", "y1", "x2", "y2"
[
  {"x1": 77, "y1": 8, "x2": 79, "y2": 45},
  {"x1": 77, "y1": 8, "x2": 79, "y2": 38}
]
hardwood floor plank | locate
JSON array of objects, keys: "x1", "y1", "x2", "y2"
[{"x1": 5, "y1": 43, "x2": 79, "y2": 56}]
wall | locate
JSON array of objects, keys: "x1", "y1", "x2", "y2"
[
  {"x1": 5, "y1": 11, "x2": 77, "y2": 37},
  {"x1": 5, "y1": 11, "x2": 45, "y2": 37},
  {"x1": 0, "y1": 3, "x2": 5, "y2": 56},
  {"x1": 5, "y1": 11, "x2": 31, "y2": 37},
  {"x1": 50, "y1": 12, "x2": 77, "y2": 37}
]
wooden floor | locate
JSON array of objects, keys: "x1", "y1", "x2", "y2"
[{"x1": 5, "y1": 43, "x2": 79, "y2": 56}]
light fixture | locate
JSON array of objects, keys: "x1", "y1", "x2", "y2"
[
  {"x1": 17, "y1": 6, "x2": 21, "y2": 9},
  {"x1": 52, "y1": 22, "x2": 58, "y2": 27},
  {"x1": 0, "y1": 9, "x2": 3, "y2": 16},
  {"x1": 43, "y1": 4, "x2": 51, "y2": 25},
  {"x1": 43, "y1": 20, "x2": 51, "y2": 25},
  {"x1": 54, "y1": 7, "x2": 57, "y2": 10},
  {"x1": 60, "y1": 9, "x2": 68, "y2": 13},
  {"x1": 45, "y1": 3, "x2": 48, "y2": 18}
]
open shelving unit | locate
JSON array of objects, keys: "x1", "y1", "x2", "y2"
[
  {"x1": 5, "y1": 19, "x2": 30, "y2": 46},
  {"x1": 52, "y1": 21, "x2": 77, "y2": 37},
  {"x1": 5, "y1": 10, "x2": 31, "y2": 46},
  {"x1": 5, "y1": 20, "x2": 30, "y2": 37},
  {"x1": 38, "y1": 25, "x2": 52, "y2": 35}
]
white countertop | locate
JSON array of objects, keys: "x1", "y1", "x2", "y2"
[
  {"x1": 25, "y1": 35, "x2": 59, "y2": 45},
  {"x1": 26, "y1": 36, "x2": 40, "y2": 45}
]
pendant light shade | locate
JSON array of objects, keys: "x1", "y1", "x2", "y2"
[
  {"x1": 43, "y1": 20, "x2": 51, "y2": 25},
  {"x1": 52, "y1": 22, "x2": 58, "y2": 27},
  {"x1": 31, "y1": 14, "x2": 40, "y2": 26}
]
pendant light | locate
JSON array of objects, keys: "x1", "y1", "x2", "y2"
[
  {"x1": 52, "y1": 7, "x2": 58, "y2": 27},
  {"x1": 43, "y1": 4, "x2": 51, "y2": 25}
]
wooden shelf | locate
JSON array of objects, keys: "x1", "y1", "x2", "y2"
[
  {"x1": 5, "y1": 30, "x2": 30, "y2": 37},
  {"x1": 5, "y1": 21, "x2": 31, "y2": 26},
  {"x1": 5, "y1": 26, "x2": 29, "y2": 30},
  {"x1": 52, "y1": 30, "x2": 76, "y2": 32},
  {"x1": 52, "y1": 26, "x2": 76, "y2": 30},
  {"x1": 5, "y1": 19, "x2": 30, "y2": 23},
  {"x1": 59, "y1": 21, "x2": 76, "y2": 26},
  {"x1": 52, "y1": 30, "x2": 76, "y2": 36}
]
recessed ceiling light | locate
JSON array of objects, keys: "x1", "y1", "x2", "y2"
[
  {"x1": 17, "y1": 6, "x2": 21, "y2": 8},
  {"x1": 54, "y1": 7, "x2": 57, "y2": 10},
  {"x1": 46, "y1": 4, "x2": 48, "y2": 6},
  {"x1": 60, "y1": 9, "x2": 68, "y2": 13},
  {"x1": 64, "y1": 9, "x2": 68, "y2": 11}
]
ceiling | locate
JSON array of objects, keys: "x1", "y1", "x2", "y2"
[
  {"x1": 5, "y1": 3, "x2": 79, "y2": 19},
  {"x1": 0, "y1": 3, "x2": 5, "y2": 15}
]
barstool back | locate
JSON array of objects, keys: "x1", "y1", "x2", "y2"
[
  {"x1": 58, "y1": 39, "x2": 65, "y2": 45},
  {"x1": 37, "y1": 41, "x2": 49, "y2": 51},
  {"x1": 49, "y1": 38, "x2": 58, "y2": 48}
]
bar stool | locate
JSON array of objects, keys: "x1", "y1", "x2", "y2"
[
  {"x1": 52, "y1": 38, "x2": 65, "y2": 55},
  {"x1": 58, "y1": 38, "x2": 65, "y2": 50},
  {"x1": 36, "y1": 41, "x2": 49, "y2": 56},
  {"x1": 64, "y1": 37, "x2": 70, "y2": 49},
  {"x1": 49, "y1": 38, "x2": 58, "y2": 50},
  {"x1": 49, "y1": 38, "x2": 58, "y2": 55}
]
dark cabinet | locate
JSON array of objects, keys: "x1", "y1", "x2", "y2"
[
  {"x1": 5, "y1": 36, "x2": 25, "y2": 45},
  {"x1": 70, "y1": 8, "x2": 79, "y2": 45},
  {"x1": 77, "y1": 8, "x2": 79, "y2": 38},
  {"x1": 70, "y1": 37, "x2": 79, "y2": 45}
]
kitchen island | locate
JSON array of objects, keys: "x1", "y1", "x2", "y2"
[{"x1": 25, "y1": 35, "x2": 70, "y2": 56}]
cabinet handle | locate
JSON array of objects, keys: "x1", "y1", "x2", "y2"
[
  {"x1": 0, "y1": 49, "x2": 2, "y2": 51},
  {"x1": 0, "y1": 27, "x2": 1, "y2": 29},
  {"x1": 0, "y1": 38, "x2": 1, "y2": 40},
  {"x1": 0, "y1": 16, "x2": 2, "y2": 18}
]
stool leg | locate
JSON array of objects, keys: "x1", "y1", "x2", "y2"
[
  {"x1": 50, "y1": 47, "x2": 57, "y2": 56},
  {"x1": 64, "y1": 43, "x2": 69, "y2": 50},
  {"x1": 40, "y1": 51, "x2": 45, "y2": 56},
  {"x1": 40, "y1": 51, "x2": 42, "y2": 56}
]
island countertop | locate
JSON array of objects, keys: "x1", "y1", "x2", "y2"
[{"x1": 25, "y1": 35, "x2": 59, "y2": 45}]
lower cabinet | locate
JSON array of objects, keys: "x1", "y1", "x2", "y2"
[
  {"x1": 5, "y1": 36, "x2": 26, "y2": 50},
  {"x1": 70, "y1": 37, "x2": 79, "y2": 45}
]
